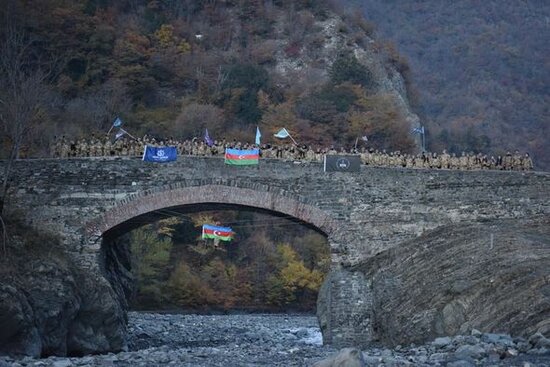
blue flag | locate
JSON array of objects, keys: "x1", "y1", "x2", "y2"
[
  {"x1": 113, "y1": 117, "x2": 123, "y2": 128},
  {"x1": 255, "y1": 126, "x2": 261, "y2": 145},
  {"x1": 142, "y1": 145, "x2": 177, "y2": 163},
  {"x1": 204, "y1": 128, "x2": 214, "y2": 147}
]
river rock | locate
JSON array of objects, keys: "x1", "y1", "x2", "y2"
[
  {"x1": 447, "y1": 360, "x2": 475, "y2": 367},
  {"x1": 432, "y1": 336, "x2": 452, "y2": 348},
  {"x1": 528, "y1": 332, "x2": 550, "y2": 349},
  {"x1": 312, "y1": 348, "x2": 365, "y2": 367},
  {"x1": 454, "y1": 344, "x2": 486, "y2": 360}
]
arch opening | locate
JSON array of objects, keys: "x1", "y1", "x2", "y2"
[{"x1": 100, "y1": 203, "x2": 331, "y2": 317}]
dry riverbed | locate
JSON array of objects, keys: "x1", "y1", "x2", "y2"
[{"x1": 1, "y1": 312, "x2": 549, "y2": 366}]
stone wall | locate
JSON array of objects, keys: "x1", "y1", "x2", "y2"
[{"x1": 2, "y1": 156, "x2": 549, "y2": 349}]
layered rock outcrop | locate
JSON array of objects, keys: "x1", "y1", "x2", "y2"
[{"x1": 345, "y1": 218, "x2": 550, "y2": 346}]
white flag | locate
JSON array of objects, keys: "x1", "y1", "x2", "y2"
[
  {"x1": 274, "y1": 128, "x2": 290, "y2": 139},
  {"x1": 115, "y1": 129, "x2": 126, "y2": 140}
]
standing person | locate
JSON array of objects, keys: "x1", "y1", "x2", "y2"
[
  {"x1": 512, "y1": 150, "x2": 522, "y2": 171},
  {"x1": 459, "y1": 152, "x2": 468, "y2": 170},
  {"x1": 522, "y1": 153, "x2": 534, "y2": 171},
  {"x1": 503, "y1": 152, "x2": 513, "y2": 170},
  {"x1": 449, "y1": 153, "x2": 459, "y2": 170},
  {"x1": 496, "y1": 155, "x2": 503, "y2": 169},
  {"x1": 441, "y1": 150, "x2": 450, "y2": 169},
  {"x1": 104, "y1": 138, "x2": 112, "y2": 157}
]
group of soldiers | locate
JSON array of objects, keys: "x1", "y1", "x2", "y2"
[
  {"x1": 360, "y1": 149, "x2": 533, "y2": 171},
  {"x1": 50, "y1": 135, "x2": 534, "y2": 171}
]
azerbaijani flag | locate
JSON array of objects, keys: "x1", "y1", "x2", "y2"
[
  {"x1": 224, "y1": 148, "x2": 259, "y2": 166},
  {"x1": 202, "y1": 224, "x2": 234, "y2": 241}
]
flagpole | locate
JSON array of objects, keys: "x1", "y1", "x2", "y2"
[
  {"x1": 421, "y1": 127, "x2": 426, "y2": 152},
  {"x1": 287, "y1": 132, "x2": 298, "y2": 146},
  {"x1": 354, "y1": 137, "x2": 359, "y2": 150},
  {"x1": 122, "y1": 129, "x2": 138, "y2": 141},
  {"x1": 107, "y1": 125, "x2": 114, "y2": 135}
]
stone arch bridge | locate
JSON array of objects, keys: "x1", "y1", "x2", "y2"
[{"x1": 3, "y1": 156, "x2": 549, "y2": 349}]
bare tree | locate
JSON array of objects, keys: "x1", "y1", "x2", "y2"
[
  {"x1": 214, "y1": 66, "x2": 229, "y2": 95},
  {"x1": 0, "y1": 23, "x2": 56, "y2": 213},
  {"x1": 63, "y1": 78, "x2": 132, "y2": 133}
]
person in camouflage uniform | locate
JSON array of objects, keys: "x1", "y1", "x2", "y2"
[
  {"x1": 458, "y1": 152, "x2": 468, "y2": 170},
  {"x1": 104, "y1": 138, "x2": 113, "y2": 157},
  {"x1": 440, "y1": 150, "x2": 450, "y2": 169},
  {"x1": 503, "y1": 152, "x2": 513, "y2": 170},
  {"x1": 512, "y1": 150, "x2": 522, "y2": 171},
  {"x1": 448, "y1": 153, "x2": 457, "y2": 170},
  {"x1": 522, "y1": 153, "x2": 534, "y2": 171}
]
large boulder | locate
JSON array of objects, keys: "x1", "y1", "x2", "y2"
[
  {"x1": 0, "y1": 224, "x2": 127, "y2": 357},
  {"x1": 20, "y1": 260, "x2": 80, "y2": 356},
  {"x1": 67, "y1": 274, "x2": 126, "y2": 356},
  {"x1": 312, "y1": 348, "x2": 365, "y2": 367},
  {"x1": 0, "y1": 265, "x2": 126, "y2": 357},
  {"x1": 361, "y1": 218, "x2": 550, "y2": 346},
  {"x1": 0, "y1": 284, "x2": 41, "y2": 357}
]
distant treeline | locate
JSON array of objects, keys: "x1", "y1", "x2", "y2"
[{"x1": 357, "y1": 0, "x2": 550, "y2": 169}]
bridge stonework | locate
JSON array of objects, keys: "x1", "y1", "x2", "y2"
[{"x1": 4, "y1": 157, "x2": 550, "y2": 348}]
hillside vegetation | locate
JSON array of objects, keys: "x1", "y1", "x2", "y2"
[
  {"x1": 125, "y1": 211, "x2": 330, "y2": 312},
  {"x1": 0, "y1": 0, "x2": 419, "y2": 159},
  {"x1": 357, "y1": 0, "x2": 549, "y2": 169}
]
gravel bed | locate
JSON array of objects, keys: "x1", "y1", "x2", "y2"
[{"x1": 1, "y1": 312, "x2": 549, "y2": 366}]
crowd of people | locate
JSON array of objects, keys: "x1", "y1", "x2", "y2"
[{"x1": 50, "y1": 134, "x2": 534, "y2": 171}]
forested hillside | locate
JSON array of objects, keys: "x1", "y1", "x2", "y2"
[
  {"x1": 0, "y1": 0, "x2": 420, "y2": 159},
  {"x1": 356, "y1": 0, "x2": 549, "y2": 169},
  {"x1": 127, "y1": 211, "x2": 330, "y2": 311}
]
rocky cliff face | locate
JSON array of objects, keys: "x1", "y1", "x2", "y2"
[
  {"x1": 271, "y1": 14, "x2": 420, "y2": 131},
  {"x1": 347, "y1": 218, "x2": 550, "y2": 346},
  {"x1": 101, "y1": 234, "x2": 135, "y2": 313},
  {"x1": 0, "y1": 220, "x2": 126, "y2": 357}
]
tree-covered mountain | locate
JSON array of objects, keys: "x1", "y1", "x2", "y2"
[
  {"x1": 0, "y1": 0, "x2": 419, "y2": 159},
  {"x1": 354, "y1": 0, "x2": 549, "y2": 169}
]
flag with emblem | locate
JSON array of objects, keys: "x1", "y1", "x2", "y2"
[
  {"x1": 142, "y1": 145, "x2": 178, "y2": 163},
  {"x1": 202, "y1": 224, "x2": 234, "y2": 241},
  {"x1": 224, "y1": 148, "x2": 259, "y2": 166}
]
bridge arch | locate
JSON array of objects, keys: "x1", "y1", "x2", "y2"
[{"x1": 83, "y1": 182, "x2": 344, "y2": 257}]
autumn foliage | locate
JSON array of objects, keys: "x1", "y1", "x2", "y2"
[
  {"x1": 0, "y1": 0, "x2": 417, "y2": 159},
  {"x1": 128, "y1": 211, "x2": 330, "y2": 312}
]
